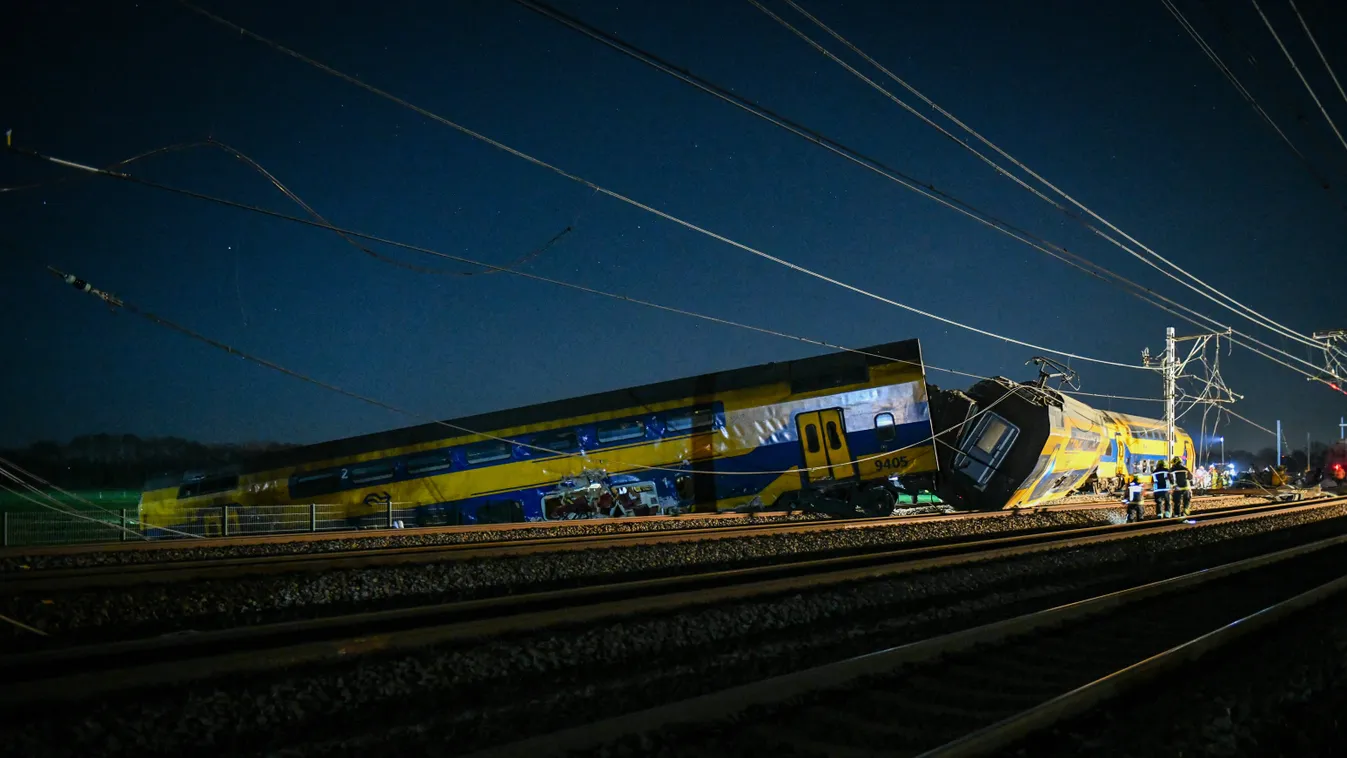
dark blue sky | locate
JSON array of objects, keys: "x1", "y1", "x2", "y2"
[{"x1": 3, "y1": 0, "x2": 1344, "y2": 455}]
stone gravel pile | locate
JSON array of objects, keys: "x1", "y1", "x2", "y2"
[
  {"x1": 4, "y1": 499, "x2": 1347, "y2": 757},
  {"x1": 2, "y1": 507, "x2": 1119, "y2": 639}
]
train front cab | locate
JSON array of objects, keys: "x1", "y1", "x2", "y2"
[{"x1": 935, "y1": 378, "x2": 1107, "y2": 511}]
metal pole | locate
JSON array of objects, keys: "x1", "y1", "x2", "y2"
[
  {"x1": 1164, "y1": 326, "x2": 1176, "y2": 463},
  {"x1": 1221, "y1": 438, "x2": 1225, "y2": 466},
  {"x1": 1340, "y1": 416, "x2": 1345, "y2": 441},
  {"x1": 120, "y1": 509, "x2": 128, "y2": 542},
  {"x1": 1276, "y1": 420, "x2": 1282, "y2": 464},
  {"x1": 310, "y1": 503, "x2": 317, "y2": 532},
  {"x1": 221, "y1": 505, "x2": 229, "y2": 537},
  {"x1": 387, "y1": 500, "x2": 394, "y2": 529}
]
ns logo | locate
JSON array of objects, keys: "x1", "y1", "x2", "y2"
[{"x1": 363, "y1": 491, "x2": 393, "y2": 508}]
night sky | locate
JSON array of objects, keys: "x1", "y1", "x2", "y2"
[{"x1": 3, "y1": 0, "x2": 1345, "y2": 457}]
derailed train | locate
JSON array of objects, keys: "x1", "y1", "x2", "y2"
[{"x1": 138, "y1": 339, "x2": 1193, "y2": 534}]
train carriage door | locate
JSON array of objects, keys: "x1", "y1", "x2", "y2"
[{"x1": 796, "y1": 409, "x2": 857, "y2": 483}]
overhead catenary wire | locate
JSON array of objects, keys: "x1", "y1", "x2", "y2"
[
  {"x1": 2, "y1": 138, "x2": 573, "y2": 277},
  {"x1": 1251, "y1": 0, "x2": 1347, "y2": 156},
  {"x1": 1287, "y1": 0, "x2": 1347, "y2": 111},
  {"x1": 172, "y1": 2, "x2": 1146, "y2": 372},
  {"x1": 757, "y1": 0, "x2": 1337, "y2": 360},
  {"x1": 44, "y1": 265, "x2": 1029, "y2": 478},
  {"x1": 507, "y1": 0, "x2": 1342, "y2": 391},
  {"x1": 1160, "y1": 0, "x2": 1337, "y2": 193},
  {"x1": 7, "y1": 140, "x2": 994, "y2": 383},
  {"x1": 17, "y1": 133, "x2": 1336, "y2": 397}
]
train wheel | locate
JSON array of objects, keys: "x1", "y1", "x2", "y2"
[{"x1": 852, "y1": 486, "x2": 897, "y2": 517}]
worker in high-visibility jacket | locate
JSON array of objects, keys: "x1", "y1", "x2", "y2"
[
  {"x1": 1123, "y1": 476, "x2": 1145, "y2": 523},
  {"x1": 1170, "y1": 458, "x2": 1193, "y2": 517},
  {"x1": 1152, "y1": 462, "x2": 1172, "y2": 518}
]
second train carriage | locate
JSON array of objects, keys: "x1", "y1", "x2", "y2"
[
  {"x1": 933, "y1": 376, "x2": 1194, "y2": 510},
  {"x1": 138, "y1": 339, "x2": 940, "y2": 533}
]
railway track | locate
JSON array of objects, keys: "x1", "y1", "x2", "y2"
[
  {"x1": 1, "y1": 496, "x2": 1338, "y2": 707},
  {"x1": 0, "y1": 494, "x2": 1161, "y2": 569},
  {"x1": 470, "y1": 527, "x2": 1347, "y2": 758},
  {"x1": 0, "y1": 495, "x2": 1272, "y2": 593},
  {"x1": 0, "y1": 497, "x2": 1304, "y2": 599}
]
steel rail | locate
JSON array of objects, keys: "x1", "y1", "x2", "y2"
[
  {"x1": 465, "y1": 523, "x2": 1347, "y2": 758},
  {"x1": 1, "y1": 496, "x2": 1340, "y2": 707},
  {"x1": 0, "y1": 495, "x2": 1148, "y2": 560},
  {"x1": 0, "y1": 497, "x2": 1302, "y2": 593}
]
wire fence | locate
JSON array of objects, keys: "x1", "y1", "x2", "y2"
[{"x1": 0, "y1": 502, "x2": 433, "y2": 548}]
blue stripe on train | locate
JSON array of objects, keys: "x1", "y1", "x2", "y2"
[{"x1": 409, "y1": 419, "x2": 933, "y2": 523}]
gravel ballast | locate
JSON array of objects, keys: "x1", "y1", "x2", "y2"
[
  {"x1": 4, "y1": 501, "x2": 1347, "y2": 758},
  {"x1": 3, "y1": 507, "x2": 1127, "y2": 640},
  {"x1": 1011, "y1": 588, "x2": 1347, "y2": 756}
]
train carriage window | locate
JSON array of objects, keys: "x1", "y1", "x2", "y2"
[
  {"x1": 348, "y1": 462, "x2": 395, "y2": 484},
  {"x1": 874, "y1": 413, "x2": 896, "y2": 443},
  {"x1": 405, "y1": 452, "x2": 453, "y2": 475},
  {"x1": 597, "y1": 419, "x2": 646, "y2": 445},
  {"x1": 953, "y1": 412, "x2": 1020, "y2": 488},
  {"x1": 290, "y1": 470, "x2": 339, "y2": 498},
  {"x1": 665, "y1": 408, "x2": 715, "y2": 434},
  {"x1": 178, "y1": 474, "x2": 239, "y2": 500},
  {"x1": 975, "y1": 418, "x2": 1009, "y2": 454},
  {"x1": 804, "y1": 424, "x2": 821, "y2": 454},
  {"x1": 825, "y1": 421, "x2": 844, "y2": 451},
  {"x1": 532, "y1": 430, "x2": 579, "y2": 454},
  {"x1": 464, "y1": 440, "x2": 513, "y2": 465}
]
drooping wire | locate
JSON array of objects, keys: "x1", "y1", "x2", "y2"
[
  {"x1": 44, "y1": 265, "x2": 1027, "y2": 478},
  {"x1": 0, "y1": 455, "x2": 205, "y2": 540},
  {"x1": 757, "y1": 0, "x2": 1335, "y2": 359},
  {"x1": 173, "y1": 1, "x2": 1146, "y2": 371},
  {"x1": 510, "y1": 0, "x2": 1340, "y2": 389},
  {"x1": 2, "y1": 138, "x2": 573, "y2": 277}
]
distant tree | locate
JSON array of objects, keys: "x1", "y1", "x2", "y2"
[{"x1": 0, "y1": 436, "x2": 296, "y2": 490}]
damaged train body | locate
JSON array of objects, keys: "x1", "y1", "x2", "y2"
[{"x1": 138, "y1": 339, "x2": 938, "y2": 534}]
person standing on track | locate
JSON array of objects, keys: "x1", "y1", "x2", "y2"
[
  {"x1": 1123, "y1": 476, "x2": 1144, "y2": 523},
  {"x1": 1152, "y1": 461, "x2": 1171, "y2": 518},
  {"x1": 1171, "y1": 458, "x2": 1193, "y2": 517}
]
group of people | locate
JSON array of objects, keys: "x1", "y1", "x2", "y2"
[{"x1": 1122, "y1": 458, "x2": 1194, "y2": 522}]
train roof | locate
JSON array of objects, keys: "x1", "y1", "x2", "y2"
[{"x1": 236, "y1": 339, "x2": 926, "y2": 475}]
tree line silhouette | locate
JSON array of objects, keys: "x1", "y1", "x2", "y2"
[{"x1": 2, "y1": 434, "x2": 294, "y2": 490}]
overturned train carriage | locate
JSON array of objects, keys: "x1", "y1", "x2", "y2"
[
  {"x1": 138, "y1": 339, "x2": 940, "y2": 533},
  {"x1": 932, "y1": 377, "x2": 1194, "y2": 510}
]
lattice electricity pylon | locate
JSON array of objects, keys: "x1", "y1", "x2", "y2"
[
  {"x1": 1311, "y1": 330, "x2": 1347, "y2": 392},
  {"x1": 1145, "y1": 329, "x2": 1243, "y2": 466}
]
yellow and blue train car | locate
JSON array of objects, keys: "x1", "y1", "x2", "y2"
[
  {"x1": 1096, "y1": 412, "x2": 1195, "y2": 489},
  {"x1": 936, "y1": 377, "x2": 1113, "y2": 510},
  {"x1": 139, "y1": 339, "x2": 940, "y2": 533},
  {"x1": 933, "y1": 374, "x2": 1196, "y2": 509}
]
